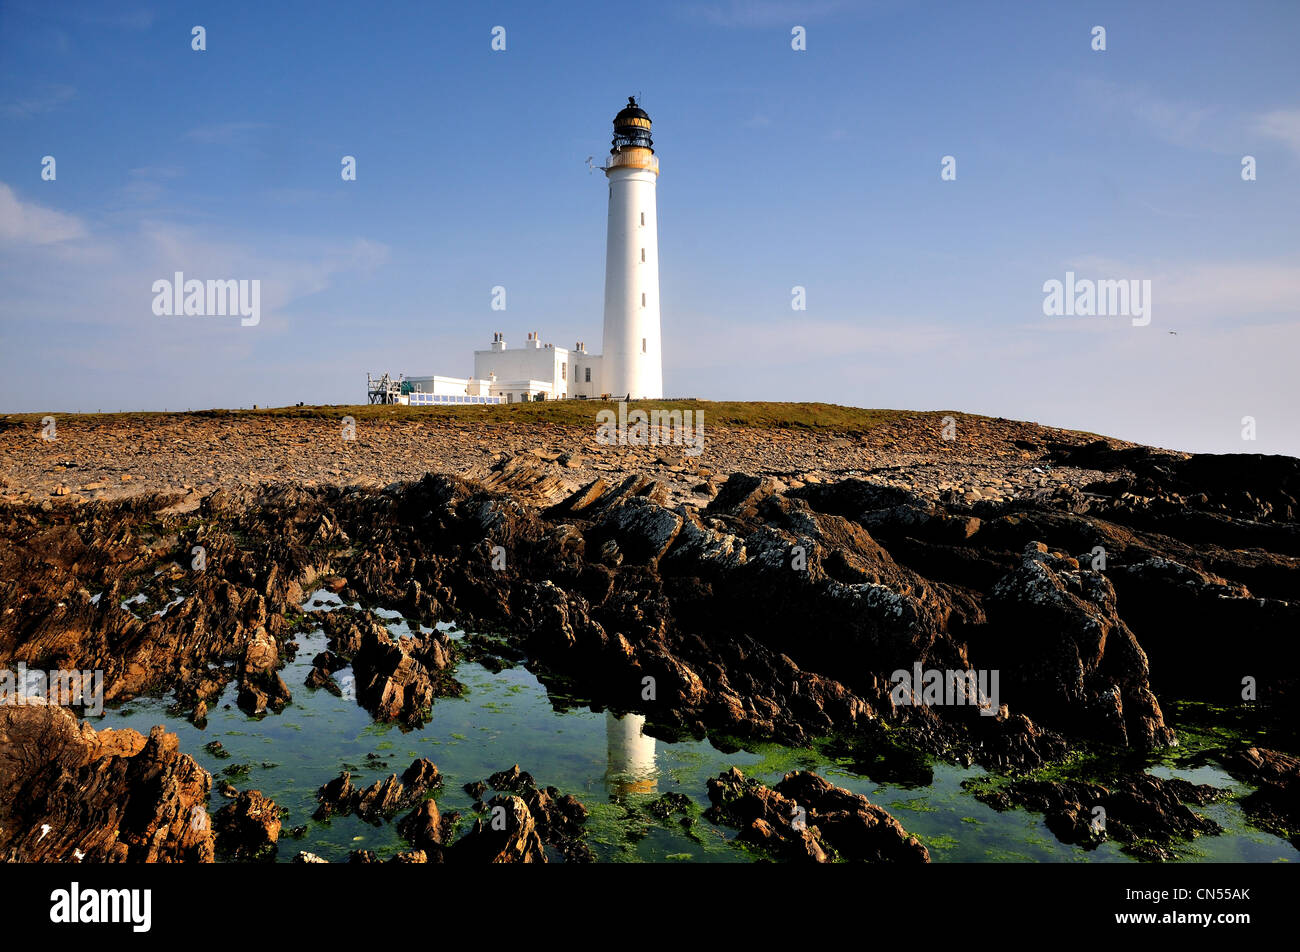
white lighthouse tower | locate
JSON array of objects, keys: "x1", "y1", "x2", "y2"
[{"x1": 600, "y1": 97, "x2": 663, "y2": 400}]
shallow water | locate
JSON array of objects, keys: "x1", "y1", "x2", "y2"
[{"x1": 100, "y1": 593, "x2": 1299, "y2": 863}]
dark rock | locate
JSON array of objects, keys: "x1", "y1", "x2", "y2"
[
  {"x1": 236, "y1": 625, "x2": 292, "y2": 715},
  {"x1": 397, "y1": 799, "x2": 459, "y2": 860},
  {"x1": 705, "y1": 767, "x2": 929, "y2": 863},
  {"x1": 451, "y1": 794, "x2": 546, "y2": 863},
  {"x1": 313, "y1": 758, "x2": 442, "y2": 822},
  {"x1": 213, "y1": 789, "x2": 281, "y2": 862},
  {"x1": 0, "y1": 702, "x2": 215, "y2": 862},
  {"x1": 1217, "y1": 747, "x2": 1300, "y2": 845},
  {"x1": 460, "y1": 766, "x2": 591, "y2": 862},
  {"x1": 972, "y1": 773, "x2": 1225, "y2": 857},
  {"x1": 305, "y1": 665, "x2": 341, "y2": 695}
]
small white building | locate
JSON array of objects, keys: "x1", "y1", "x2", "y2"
[
  {"x1": 470, "y1": 332, "x2": 603, "y2": 403},
  {"x1": 392, "y1": 332, "x2": 604, "y2": 405}
]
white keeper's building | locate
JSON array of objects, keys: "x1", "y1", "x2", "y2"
[{"x1": 368, "y1": 97, "x2": 664, "y2": 406}]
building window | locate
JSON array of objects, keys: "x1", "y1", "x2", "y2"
[
  {"x1": 506, "y1": 393, "x2": 513, "y2": 404},
  {"x1": 640, "y1": 248, "x2": 645, "y2": 262},
  {"x1": 585, "y1": 367, "x2": 591, "y2": 382},
  {"x1": 561, "y1": 361, "x2": 567, "y2": 380},
  {"x1": 641, "y1": 292, "x2": 646, "y2": 307},
  {"x1": 641, "y1": 337, "x2": 647, "y2": 353}
]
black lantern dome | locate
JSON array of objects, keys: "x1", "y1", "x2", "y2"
[{"x1": 611, "y1": 97, "x2": 653, "y2": 154}]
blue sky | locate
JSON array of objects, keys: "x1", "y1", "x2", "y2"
[{"x1": 1, "y1": 0, "x2": 1298, "y2": 454}]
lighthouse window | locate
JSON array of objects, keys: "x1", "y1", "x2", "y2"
[
  {"x1": 640, "y1": 212, "x2": 645, "y2": 226},
  {"x1": 641, "y1": 292, "x2": 646, "y2": 307},
  {"x1": 641, "y1": 337, "x2": 647, "y2": 353},
  {"x1": 640, "y1": 248, "x2": 645, "y2": 262}
]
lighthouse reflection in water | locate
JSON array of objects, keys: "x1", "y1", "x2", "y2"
[{"x1": 605, "y1": 712, "x2": 657, "y2": 796}]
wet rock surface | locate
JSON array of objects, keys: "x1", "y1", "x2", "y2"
[
  {"x1": 301, "y1": 762, "x2": 596, "y2": 864},
  {"x1": 704, "y1": 767, "x2": 930, "y2": 863},
  {"x1": 213, "y1": 789, "x2": 282, "y2": 862},
  {"x1": 453, "y1": 794, "x2": 547, "y2": 863},
  {"x1": 313, "y1": 757, "x2": 442, "y2": 821},
  {"x1": 0, "y1": 701, "x2": 215, "y2": 862},
  {"x1": 316, "y1": 608, "x2": 462, "y2": 727},
  {"x1": 397, "y1": 799, "x2": 459, "y2": 861},
  {"x1": 460, "y1": 764, "x2": 593, "y2": 862},
  {"x1": 1216, "y1": 747, "x2": 1300, "y2": 846},
  {"x1": 972, "y1": 774, "x2": 1226, "y2": 861}
]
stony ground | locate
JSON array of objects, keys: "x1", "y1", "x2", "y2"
[{"x1": 0, "y1": 409, "x2": 1158, "y2": 509}]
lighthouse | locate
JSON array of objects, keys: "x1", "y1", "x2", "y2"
[
  {"x1": 374, "y1": 99, "x2": 670, "y2": 406},
  {"x1": 600, "y1": 97, "x2": 663, "y2": 400}
]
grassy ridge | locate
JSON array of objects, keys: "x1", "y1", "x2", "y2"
[{"x1": 3, "y1": 401, "x2": 942, "y2": 433}]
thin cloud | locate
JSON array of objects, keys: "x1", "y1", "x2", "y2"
[
  {"x1": 1255, "y1": 109, "x2": 1300, "y2": 159},
  {"x1": 1058, "y1": 254, "x2": 1300, "y2": 327},
  {"x1": 1, "y1": 83, "x2": 75, "y2": 118},
  {"x1": 129, "y1": 166, "x2": 184, "y2": 179},
  {"x1": 185, "y1": 121, "x2": 271, "y2": 145},
  {"x1": 112, "y1": 166, "x2": 185, "y2": 205},
  {"x1": 66, "y1": 7, "x2": 154, "y2": 30},
  {"x1": 0, "y1": 182, "x2": 87, "y2": 244},
  {"x1": 1074, "y1": 77, "x2": 1219, "y2": 151},
  {"x1": 138, "y1": 223, "x2": 390, "y2": 314},
  {"x1": 672, "y1": 315, "x2": 961, "y2": 371},
  {"x1": 677, "y1": 0, "x2": 873, "y2": 28}
]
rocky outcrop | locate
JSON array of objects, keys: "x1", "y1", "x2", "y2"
[
  {"x1": 2, "y1": 422, "x2": 1297, "y2": 858},
  {"x1": 0, "y1": 492, "x2": 303, "y2": 724},
  {"x1": 463, "y1": 764, "x2": 592, "y2": 862},
  {"x1": 350, "y1": 624, "x2": 457, "y2": 728},
  {"x1": 8, "y1": 442, "x2": 1295, "y2": 769},
  {"x1": 213, "y1": 789, "x2": 281, "y2": 861},
  {"x1": 973, "y1": 774, "x2": 1225, "y2": 860},
  {"x1": 982, "y1": 543, "x2": 1173, "y2": 748},
  {"x1": 319, "y1": 608, "x2": 461, "y2": 727},
  {"x1": 0, "y1": 700, "x2": 214, "y2": 862},
  {"x1": 313, "y1": 757, "x2": 442, "y2": 822},
  {"x1": 1217, "y1": 747, "x2": 1300, "y2": 846},
  {"x1": 396, "y1": 799, "x2": 459, "y2": 861},
  {"x1": 237, "y1": 625, "x2": 292, "y2": 715},
  {"x1": 704, "y1": 767, "x2": 930, "y2": 863},
  {"x1": 452, "y1": 794, "x2": 547, "y2": 863}
]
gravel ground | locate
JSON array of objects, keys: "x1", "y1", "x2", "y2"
[{"x1": 0, "y1": 410, "x2": 1161, "y2": 510}]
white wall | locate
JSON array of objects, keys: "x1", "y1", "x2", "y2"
[
  {"x1": 568, "y1": 352, "x2": 602, "y2": 398},
  {"x1": 474, "y1": 344, "x2": 570, "y2": 398},
  {"x1": 405, "y1": 375, "x2": 474, "y2": 396},
  {"x1": 601, "y1": 166, "x2": 663, "y2": 399},
  {"x1": 488, "y1": 378, "x2": 555, "y2": 403}
]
